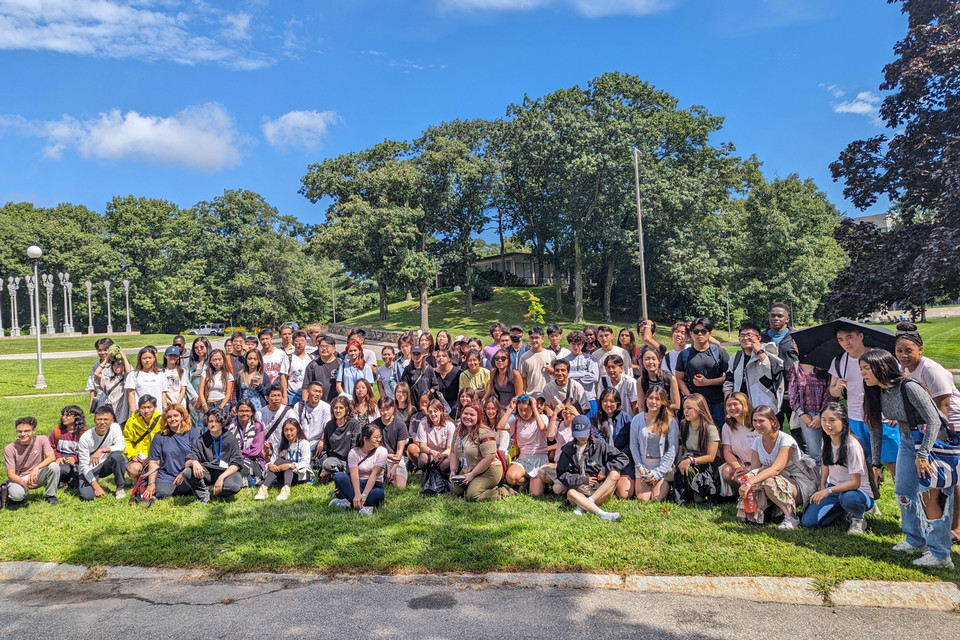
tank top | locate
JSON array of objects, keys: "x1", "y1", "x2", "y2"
[{"x1": 493, "y1": 372, "x2": 516, "y2": 407}]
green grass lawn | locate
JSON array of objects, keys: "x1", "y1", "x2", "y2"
[
  {"x1": 0, "y1": 357, "x2": 93, "y2": 397},
  {"x1": 0, "y1": 334, "x2": 176, "y2": 355},
  {"x1": 877, "y1": 316, "x2": 960, "y2": 370}
]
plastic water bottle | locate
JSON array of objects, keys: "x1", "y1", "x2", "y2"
[{"x1": 741, "y1": 476, "x2": 756, "y2": 514}]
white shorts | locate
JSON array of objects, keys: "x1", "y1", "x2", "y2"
[
  {"x1": 385, "y1": 456, "x2": 409, "y2": 480},
  {"x1": 512, "y1": 453, "x2": 549, "y2": 477}
]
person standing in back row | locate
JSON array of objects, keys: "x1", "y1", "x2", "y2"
[
  {"x1": 675, "y1": 317, "x2": 729, "y2": 427},
  {"x1": 518, "y1": 327, "x2": 556, "y2": 395},
  {"x1": 762, "y1": 303, "x2": 799, "y2": 425},
  {"x1": 304, "y1": 335, "x2": 342, "y2": 404}
]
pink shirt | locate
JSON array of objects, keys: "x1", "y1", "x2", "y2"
[
  {"x1": 4, "y1": 435, "x2": 53, "y2": 476},
  {"x1": 827, "y1": 437, "x2": 873, "y2": 498},
  {"x1": 416, "y1": 420, "x2": 455, "y2": 453},
  {"x1": 348, "y1": 445, "x2": 388, "y2": 483},
  {"x1": 720, "y1": 424, "x2": 759, "y2": 466},
  {"x1": 508, "y1": 415, "x2": 548, "y2": 455}
]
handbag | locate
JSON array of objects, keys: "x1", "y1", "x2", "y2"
[
  {"x1": 420, "y1": 461, "x2": 452, "y2": 496},
  {"x1": 901, "y1": 380, "x2": 960, "y2": 489}
]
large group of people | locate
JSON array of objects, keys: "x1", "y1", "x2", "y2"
[{"x1": 3, "y1": 306, "x2": 959, "y2": 569}]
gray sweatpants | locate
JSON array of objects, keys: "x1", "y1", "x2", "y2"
[{"x1": 8, "y1": 465, "x2": 61, "y2": 502}]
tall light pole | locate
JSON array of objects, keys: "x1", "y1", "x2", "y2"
[
  {"x1": 632, "y1": 145, "x2": 649, "y2": 321},
  {"x1": 122, "y1": 279, "x2": 132, "y2": 333},
  {"x1": 59, "y1": 272, "x2": 72, "y2": 333},
  {"x1": 42, "y1": 273, "x2": 55, "y2": 335},
  {"x1": 104, "y1": 280, "x2": 113, "y2": 334},
  {"x1": 7, "y1": 277, "x2": 21, "y2": 337},
  {"x1": 24, "y1": 275, "x2": 36, "y2": 335},
  {"x1": 0, "y1": 279, "x2": 4, "y2": 338},
  {"x1": 85, "y1": 281, "x2": 94, "y2": 334},
  {"x1": 65, "y1": 279, "x2": 74, "y2": 334},
  {"x1": 27, "y1": 245, "x2": 46, "y2": 389}
]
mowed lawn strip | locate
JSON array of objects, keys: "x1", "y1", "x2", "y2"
[
  {"x1": 0, "y1": 357, "x2": 94, "y2": 397},
  {"x1": 0, "y1": 334, "x2": 176, "y2": 356}
]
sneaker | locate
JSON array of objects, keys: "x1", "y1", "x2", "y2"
[
  {"x1": 359, "y1": 506, "x2": 374, "y2": 516},
  {"x1": 572, "y1": 507, "x2": 584, "y2": 517},
  {"x1": 867, "y1": 504, "x2": 882, "y2": 517},
  {"x1": 847, "y1": 518, "x2": 867, "y2": 535},
  {"x1": 45, "y1": 496, "x2": 60, "y2": 506},
  {"x1": 892, "y1": 540, "x2": 928, "y2": 554},
  {"x1": 254, "y1": 486, "x2": 269, "y2": 501},
  {"x1": 328, "y1": 498, "x2": 350, "y2": 508},
  {"x1": 115, "y1": 489, "x2": 126, "y2": 500},
  {"x1": 778, "y1": 516, "x2": 800, "y2": 531},
  {"x1": 276, "y1": 485, "x2": 291, "y2": 502},
  {"x1": 913, "y1": 551, "x2": 955, "y2": 569},
  {"x1": 598, "y1": 510, "x2": 620, "y2": 522}
]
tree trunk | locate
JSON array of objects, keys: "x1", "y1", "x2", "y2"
[
  {"x1": 602, "y1": 258, "x2": 615, "y2": 322},
  {"x1": 465, "y1": 262, "x2": 474, "y2": 316},
  {"x1": 378, "y1": 280, "x2": 389, "y2": 321},
  {"x1": 555, "y1": 266, "x2": 563, "y2": 314},
  {"x1": 419, "y1": 284, "x2": 429, "y2": 331},
  {"x1": 498, "y1": 208, "x2": 507, "y2": 285},
  {"x1": 405, "y1": 291, "x2": 412, "y2": 302},
  {"x1": 574, "y1": 235, "x2": 584, "y2": 323}
]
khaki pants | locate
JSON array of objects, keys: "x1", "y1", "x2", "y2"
[{"x1": 452, "y1": 464, "x2": 509, "y2": 502}]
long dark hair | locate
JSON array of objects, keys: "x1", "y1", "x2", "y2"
[
  {"x1": 190, "y1": 336, "x2": 212, "y2": 364},
  {"x1": 279, "y1": 418, "x2": 305, "y2": 452},
  {"x1": 638, "y1": 345, "x2": 667, "y2": 396},
  {"x1": 861, "y1": 349, "x2": 904, "y2": 431},
  {"x1": 355, "y1": 423, "x2": 382, "y2": 448},
  {"x1": 592, "y1": 387, "x2": 622, "y2": 440},
  {"x1": 58, "y1": 404, "x2": 87, "y2": 433},
  {"x1": 820, "y1": 402, "x2": 851, "y2": 467}
]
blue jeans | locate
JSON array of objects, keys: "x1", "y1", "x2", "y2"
[
  {"x1": 708, "y1": 402, "x2": 725, "y2": 429},
  {"x1": 895, "y1": 427, "x2": 954, "y2": 560},
  {"x1": 286, "y1": 389, "x2": 302, "y2": 407},
  {"x1": 333, "y1": 471, "x2": 385, "y2": 507},
  {"x1": 801, "y1": 489, "x2": 874, "y2": 528},
  {"x1": 800, "y1": 415, "x2": 823, "y2": 468}
]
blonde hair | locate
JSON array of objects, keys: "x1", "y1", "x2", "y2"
[{"x1": 160, "y1": 404, "x2": 192, "y2": 435}]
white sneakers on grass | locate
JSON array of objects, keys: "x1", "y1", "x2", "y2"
[
  {"x1": 913, "y1": 552, "x2": 955, "y2": 569},
  {"x1": 254, "y1": 486, "x2": 269, "y2": 501},
  {"x1": 778, "y1": 516, "x2": 800, "y2": 531},
  {"x1": 276, "y1": 486, "x2": 291, "y2": 502},
  {"x1": 847, "y1": 518, "x2": 867, "y2": 535},
  {"x1": 328, "y1": 498, "x2": 350, "y2": 508},
  {"x1": 892, "y1": 540, "x2": 928, "y2": 554}
]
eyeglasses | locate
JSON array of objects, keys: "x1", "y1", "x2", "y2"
[
  {"x1": 738, "y1": 334, "x2": 759, "y2": 340},
  {"x1": 493, "y1": 356, "x2": 507, "y2": 362},
  {"x1": 15, "y1": 430, "x2": 33, "y2": 435},
  {"x1": 691, "y1": 329, "x2": 709, "y2": 335}
]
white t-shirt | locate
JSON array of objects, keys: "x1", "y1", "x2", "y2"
[
  {"x1": 124, "y1": 371, "x2": 169, "y2": 407},
  {"x1": 260, "y1": 349, "x2": 290, "y2": 385},
  {"x1": 518, "y1": 348, "x2": 556, "y2": 394},
  {"x1": 286, "y1": 352, "x2": 311, "y2": 394},
  {"x1": 827, "y1": 437, "x2": 873, "y2": 497},
  {"x1": 720, "y1": 424, "x2": 759, "y2": 466},
  {"x1": 293, "y1": 400, "x2": 331, "y2": 445},
  {"x1": 592, "y1": 346, "x2": 632, "y2": 370},
  {"x1": 902, "y1": 357, "x2": 960, "y2": 426},
  {"x1": 752, "y1": 431, "x2": 800, "y2": 468},
  {"x1": 202, "y1": 370, "x2": 234, "y2": 403},
  {"x1": 662, "y1": 347, "x2": 688, "y2": 374},
  {"x1": 377, "y1": 364, "x2": 397, "y2": 398},
  {"x1": 164, "y1": 367, "x2": 185, "y2": 406},
  {"x1": 828, "y1": 352, "x2": 865, "y2": 422},
  {"x1": 600, "y1": 374, "x2": 639, "y2": 418}
]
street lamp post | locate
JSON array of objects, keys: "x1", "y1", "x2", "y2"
[
  {"x1": 632, "y1": 145, "x2": 649, "y2": 322},
  {"x1": 104, "y1": 280, "x2": 113, "y2": 334},
  {"x1": 85, "y1": 281, "x2": 94, "y2": 334},
  {"x1": 66, "y1": 280, "x2": 74, "y2": 334},
  {"x1": 59, "y1": 272, "x2": 72, "y2": 333},
  {"x1": 0, "y1": 279, "x2": 4, "y2": 338},
  {"x1": 122, "y1": 279, "x2": 132, "y2": 333},
  {"x1": 42, "y1": 273, "x2": 55, "y2": 335},
  {"x1": 7, "y1": 277, "x2": 21, "y2": 337},
  {"x1": 27, "y1": 245, "x2": 46, "y2": 389},
  {"x1": 24, "y1": 275, "x2": 36, "y2": 335}
]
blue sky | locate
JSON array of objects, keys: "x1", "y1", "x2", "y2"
[{"x1": 0, "y1": 0, "x2": 905, "y2": 231}]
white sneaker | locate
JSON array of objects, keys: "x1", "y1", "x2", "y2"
[
  {"x1": 276, "y1": 485, "x2": 291, "y2": 502},
  {"x1": 254, "y1": 486, "x2": 269, "y2": 501},
  {"x1": 114, "y1": 489, "x2": 126, "y2": 500},
  {"x1": 913, "y1": 551, "x2": 955, "y2": 569},
  {"x1": 328, "y1": 498, "x2": 350, "y2": 508},
  {"x1": 359, "y1": 506, "x2": 374, "y2": 516},
  {"x1": 778, "y1": 516, "x2": 800, "y2": 531},
  {"x1": 572, "y1": 507, "x2": 584, "y2": 516},
  {"x1": 598, "y1": 510, "x2": 620, "y2": 522},
  {"x1": 867, "y1": 504, "x2": 882, "y2": 517},
  {"x1": 892, "y1": 540, "x2": 928, "y2": 554},
  {"x1": 847, "y1": 518, "x2": 867, "y2": 535}
]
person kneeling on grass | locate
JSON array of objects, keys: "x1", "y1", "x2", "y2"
[
  {"x1": 801, "y1": 402, "x2": 874, "y2": 535},
  {"x1": 450, "y1": 405, "x2": 515, "y2": 501},
  {"x1": 330, "y1": 424, "x2": 387, "y2": 516},
  {"x1": 141, "y1": 405, "x2": 200, "y2": 501},
  {"x1": 556, "y1": 416, "x2": 628, "y2": 521},
  {"x1": 183, "y1": 409, "x2": 244, "y2": 504},
  {"x1": 256, "y1": 418, "x2": 312, "y2": 502},
  {"x1": 123, "y1": 395, "x2": 163, "y2": 482},
  {"x1": 737, "y1": 405, "x2": 819, "y2": 530},
  {"x1": 77, "y1": 406, "x2": 127, "y2": 501},
  {"x1": 3, "y1": 417, "x2": 60, "y2": 507}
]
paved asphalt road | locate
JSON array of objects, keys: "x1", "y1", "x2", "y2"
[{"x1": 0, "y1": 579, "x2": 955, "y2": 639}]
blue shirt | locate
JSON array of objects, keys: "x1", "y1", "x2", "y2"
[{"x1": 148, "y1": 429, "x2": 200, "y2": 484}]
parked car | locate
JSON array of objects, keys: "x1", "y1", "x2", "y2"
[{"x1": 187, "y1": 323, "x2": 225, "y2": 336}]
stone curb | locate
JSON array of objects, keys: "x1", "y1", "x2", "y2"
[{"x1": 0, "y1": 562, "x2": 957, "y2": 612}]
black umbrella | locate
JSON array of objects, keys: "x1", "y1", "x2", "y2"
[{"x1": 791, "y1": 318, "x2": 897, "y2": 371}]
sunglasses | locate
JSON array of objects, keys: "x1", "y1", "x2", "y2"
[
  {"x1": 493, "y1": 356, "x2": 507, "y2": 362},
  {"x1": 517, "y1": 395, "x2": 530, "y2": 402},
  {"x1": 691, "y1": 329, "x2": 709, "y2": 335}
]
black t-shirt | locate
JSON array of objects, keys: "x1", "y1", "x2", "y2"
[
  {"x1": 435, "y1": 366, "x2": 463, "y2": 409},
  {"x1": 374, "y1": 415, "x2": 409, "y2": 455},
  {"x1": 676, "y1": 345, "x2": 729, "y2": 405},
  {"x1": 304, "y1": 356, "x2": 342, "y2": 403}
]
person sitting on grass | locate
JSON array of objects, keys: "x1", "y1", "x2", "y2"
[
  {"x1": 672, "y1": 394, "x2": 722, "y2": 505},
  {"x1": 629, "y1": 388, "x2": 679, "y2": 502},
  {"x1": 50, "y1": 405, "x2": 87, "y2": 489},
  {"x1": 316, "y1": 396, "x2": 361, "y2": 483},
  {"x1": 329, "y1": 424, "x2": 388, "y2": 516},
  {"x1": 373, "y1": 395, "x2": 410, "y2": 489},
  {"x1": 123, "y1": 395, "x2": 163, "y2": 481},
  {"x1": 499, "y1": 394, "x2": 553, "y2": 496},
  {"x1": 226, "y1": 400, "x2": 266, "y2": 488},
  {"x1": 256, "y1": 418, "x2": 312, "y2": 502},
  {"x1": 450, "y1": 405, "x2": 515, "y2": 502},
  {"x1": 140, "y1": 404, "x2": 200, "y2": 501},
  {"x1": 556, "y1": 415, "x2": 628, "y2": 522},
  {"x1": 801, "y1": 402, "x2": 875, "y2": 535},
  {"x1": 408, "y1": 399, "x2": 455, "y2": 474},
  {"x1": 737, "y1": 405, "x2": 819, "y2": 530},
  {"x1": 183, "y1": 409, "x2": 244, "y2": 504},
  {"x1": 718, "y1": 392, "x2": 758, "y2": 498},
  {"x1": 539, "y1": 401, "x2": 579, "y2": 496},
  {"x1": 4, "y1": 417, "x2": 60, "y2": 506},
  {"x1": 592, "y1": 388, "x2": 635, "y2": 499},
  {"x1": 77, "y1": 406, "x2": 127, "y2": 501}
]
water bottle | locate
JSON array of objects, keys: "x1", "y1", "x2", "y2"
[{"x1": 741, "y1": 476, "x2": 756, "y2": 514}]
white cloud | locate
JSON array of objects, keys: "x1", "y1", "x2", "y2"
[
  {"x1": 819, "y1": 83, "x2": 845, "y2": 98},
  {"x1": 262, "y1": 110, "x2": 339, "y2": 150},
  {"x1": 439, "y1": 0, "x2": 670, "y2": 16},
  {"x1": 1, "y1": 103, "x2": 242, "y2": 171},
  {"x1": 833, "y1": 90, "x2": 884, "y2": 126},
  {"x1": 0, "y1": 0, "x2": 269, "y2": 69}
]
